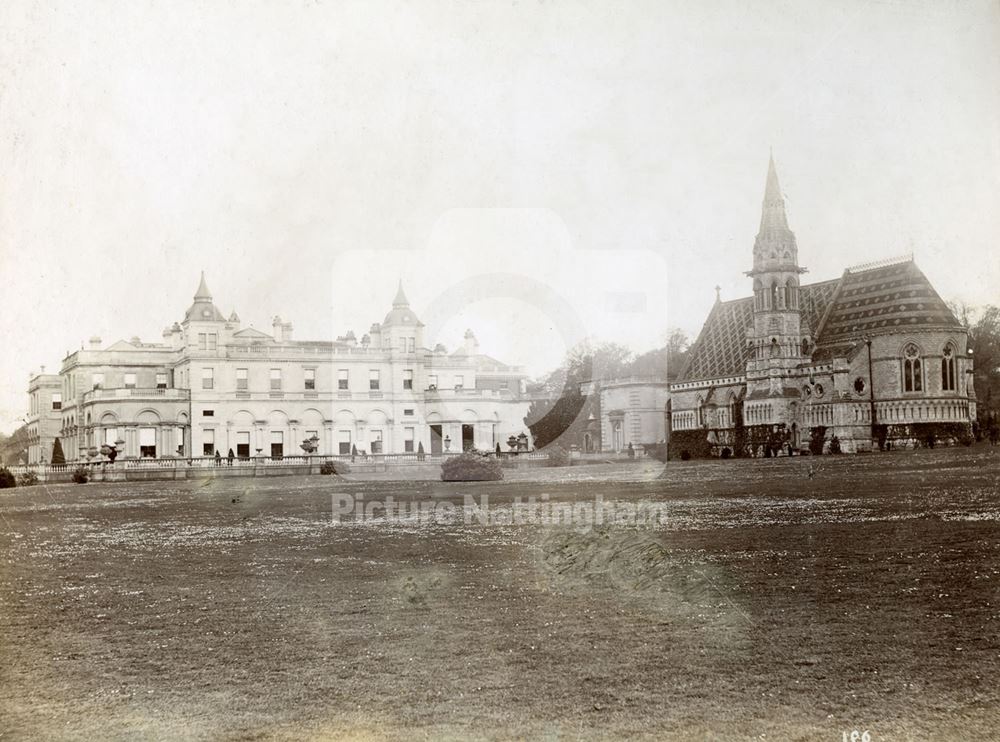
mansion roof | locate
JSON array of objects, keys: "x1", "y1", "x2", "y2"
[{"x1": 678, "y1": 258, "x2": 962, "y2": 382}]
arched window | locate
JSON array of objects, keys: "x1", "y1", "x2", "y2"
[
  {"x1": 903, "y1": 343, "x2": 922, "y2": 392},
  {"x1": 801, "y1": 338, "x2": 811, "y2": 356},
  {"x1": 941, "y1": 345, "x2": 956, "y2": 391},
  {"x1": 770, "y1": 282, "x2": 779, "y2": 310}
]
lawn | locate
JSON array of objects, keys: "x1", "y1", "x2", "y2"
[{"x1": 2, "y1": 447, "x2": 1000, "y2": 740}]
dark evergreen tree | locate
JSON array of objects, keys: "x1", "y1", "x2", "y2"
[{"x1": 51, "y1": 437, "x2": 66, "y2": 465}]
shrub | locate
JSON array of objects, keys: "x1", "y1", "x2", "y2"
[
  {"x1": 666, "y1": 430, "x2": 714, "y2": 460},
  {"x1": 645, "y1": 442, "x2": 668, "y2": 462},
  {"x1": 441, "y1": 451, "x2": 503, "y2": 482},
  {"x1": 546, "y1": 444, "x2": 570, "y2": 467},
  {"x1": 829, "y1": 435, "x2": 842, "y2": 454},
  {"x1": 0, "y1": 467, "x2": 15, "y2": 489},
  {"x1": 72, "y1": 465, "x2": 89, "y2": 484},
  {"x1": 679, "y1": 450, "x2": 691, "y2": 461},
  {"x1": 17, "y1": 471, "x2": 39, "y2": 487},
  {"x1": 319, "y1": 460, "x2": 340, "y2": 475},
  {"x1": 720, "y1": 447, "x2": 732, "y2": 459}
]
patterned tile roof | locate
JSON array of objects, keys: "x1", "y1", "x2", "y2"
[
  {"x1": 678, "y1": 297, "x2": 753, "y2": 382},
  {"x1": 678, "y1": 259, "x2": 959, "y2": 382},
  {"x1": 813, "y1": 259, "x2": 961, "y2": 348}
]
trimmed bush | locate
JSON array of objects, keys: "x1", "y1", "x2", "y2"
[
  {"x1": 72, "y1": 465, "x2": 89, "y2": 484},
  {"x1": 546, "y1": 444, "x2": 570, "y2": 467},
  {"x1": 0, "y1": 467, "x2": 16, "y2": 489},
  {"x1": 319, "y1": 460, "x2": 348, "y2": 475},
  {"x1": 441, "y1": 451, "x2": 503, "y2": 482},
  {"x1": 17, "y1": 471, "x2": 39, "y2": 487}
]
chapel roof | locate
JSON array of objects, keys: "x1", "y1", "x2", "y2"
[{"x1": 677, "y1": 257, "x2": 960, "y2": 382}]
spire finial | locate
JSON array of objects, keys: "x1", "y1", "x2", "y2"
[
  {"x1": 194, "y1": 271, "x2": 212, "y2": 301},
  {"x1": 714, "y1": 285, "x2": 722, "y2": 303},
  {"x1": 393, "y1": 280, "x2": 409, "y2": 307}
]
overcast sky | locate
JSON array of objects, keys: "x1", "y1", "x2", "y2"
[{"x1": 1, "y1": 0, "x2": 998, "y2": 433}]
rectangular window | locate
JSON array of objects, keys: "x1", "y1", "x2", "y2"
[
  {"x1": 403, "y1": 369, "x2": 413, "y2": 390},
  {"x1": 338, "y1": 369, "x2": 349, "y2": 390},
  {"x1": 428, "y1": 374, "x2": 438, "y2": 389},
  {"x1": 304, "y1": 368, "x2": 316, "y2": 390},
  {"x1": 370, "y1": 430, "x2": 383, "y2": 454},
  {"x1": 198, "y1": 333, "x2": 207, "y2": 351},
  {"x1": 105, "y1": 427, "x2": 119, "y2": 446},
  {"x1": 407, "y1": 337, "x2": 415, "y2": 353},
  {"x1": 404, "y1": 408, "x2": 414, "y2": 416},
  {"x1": 92, "y1": 373, "x2": 105, "y2": 390},
  {"x1": 270, "y1": 431, "x2": 284, "y2": 458},
  {"x1": 124, "y1": 372, "x2": 137, "y2": 389},
  {"x1": 455, "y1": 375, "x2": 464, "y2": 389},
  {"x1": 202, "y1": 368, "x2": 214, "y2": 390},
  {"x1": 52, "y1": 393, "x2": 62, "y2": 410},
  {"x1": 270, "y1": 368, "x2": 282, "y2": 391},
  {"x1": 338, "y1": 430, "x2": 352, "y2": 455},
  {"x1": 404, "y1": 427, "x2": 415, "y2": 453},
  {"x1": 203, "y1": 429, "x2": 215, "y2": 456},
  {"x1": 203, "y1": 409, "x2": 214, "y2": 417},
  {"x1": 140, "y1": 427, "x2": 156, "y2": 458},
  {"x1": 236, "y1": 431, "x2": 250, "y2": 459},
  {"x1": 156, "y1": 373, "x2": 168, "y2": 389},
  {"x1": 236, "y1": 368, "x2": 248, "y2": 390},
  {"x1": 500, "y1": 380, "x2": 509, "y2": 390},
  {"x1": 207, "y1": 333, "x2": 218, "y2": 351},
  {"x1": 369, "y1": 369, "x2": 380, "y2": 391}
]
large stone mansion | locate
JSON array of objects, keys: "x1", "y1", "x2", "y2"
[{"x1": 25, "y1": 279, "x2": 532, "y2": 463}]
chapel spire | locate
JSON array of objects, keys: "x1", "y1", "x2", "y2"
[{"x1": 751, "y1": 153, "x2": 800, "y2": 273}]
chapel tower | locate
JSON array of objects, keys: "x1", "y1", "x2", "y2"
[{"x1": 744, "y1": 154, "x2": 811, "y2": 406}]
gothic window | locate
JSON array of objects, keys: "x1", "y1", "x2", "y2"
[
  {"x1": 801, "y1": 338, "x2": 811, "y2": 356},
  {"x1": 854, "y1": 377, "x2": 866, "y2": 394},
  {"x1": 814, "y1": 383, "x2": 824, "y2": 398},
  {"x1": 941, "y1": 345, "x2": 956, "y2": 392},
  {"x1": 903, "y1": 343, "x2": 923, "y2": 392},
  {"x1": 770, "y1": 283, "x2": 779, "y2": 309}
]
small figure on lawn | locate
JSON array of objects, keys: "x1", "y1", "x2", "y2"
[
  {"x1": 627, "y1": 442, "x2": 634, "y2": 459},
  {"x1": 215, "y1": 449, "x2": 222, "y2": 466},
  {"x1": 228, "y1": 448, "x2": 235, "y2": 466}
]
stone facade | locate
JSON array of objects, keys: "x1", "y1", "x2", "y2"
[
  {"x1": 598, "y1": 378, "x2": 670, "y2": 452},
  {"x1": 668, "y1": 156, "x2": 976, "y2": 454},
  {"x1": 44, "y1": 277, "x2": 532, "y2": 462},
  {"x1": 25, "y1": 372, "x2": 63, "y2": 464}
]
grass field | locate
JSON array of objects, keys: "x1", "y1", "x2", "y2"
[{"x1": 2, "y1": 448, "x2": 1000, "y2": 740}]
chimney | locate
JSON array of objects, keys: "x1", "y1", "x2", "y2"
[
  {"x1": 272, "y1": 316, "x2": 283, "y2": 342},
  {"x1": 463, "y1": 329, "x2": 479, "y2": 355},
  {"x1": 282, "y1": 321, "x2": 293, "y2": 341},
  {"x1": 88, "y1": 336, "x2": 102, "y2": 350}
]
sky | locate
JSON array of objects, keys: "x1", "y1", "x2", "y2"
[{"x1": 1, "y1": 0, "x2": 998, "y2": 433}]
